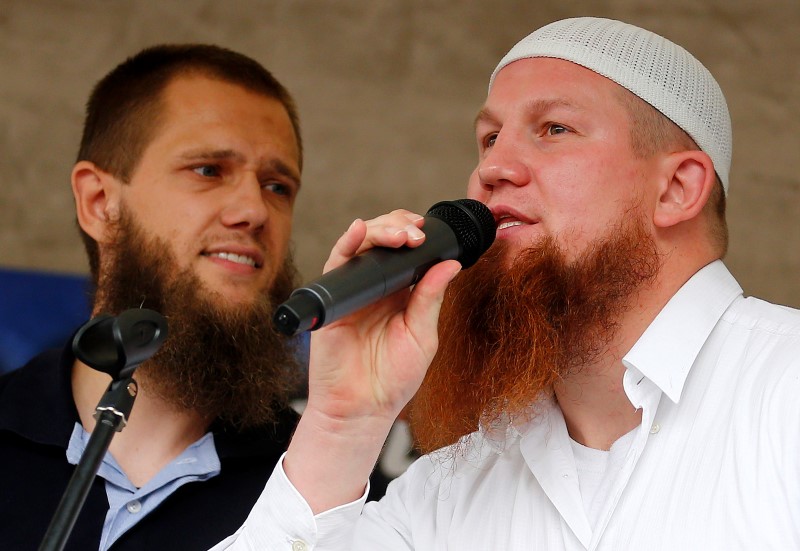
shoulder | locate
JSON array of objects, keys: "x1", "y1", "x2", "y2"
[
  {"x1": 724, "y1": 295, "x2": 800, "y2": 336},
  {"x1": 0, "y1": 348, "x2": 67, "y2": 418},
  {"x1": 714, "y1": 296, "x2": 800, "y2": 417},
  {"x1": 385, "y1": 427, "x2": 521, "y2": 503},
  {"x1": 0, "y1": 348, "x2": 78, "y2": 447},
  {"x1": 0, "y1": 349, "x2": 62, "y2": 389},
  {"x1": 361, "y1": 428, "x2": 525, "y2": 540},
  {"x1": 718, "y1": 295, "x2": 800, "y2": 370}
]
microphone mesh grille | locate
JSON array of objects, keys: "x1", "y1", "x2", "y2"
[{"x1": 426, "y1": 199, "x2": 496, "y2": 268}]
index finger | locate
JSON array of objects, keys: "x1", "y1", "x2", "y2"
[{"x1": 323, "y1": 210, "x2": 426, "y2": 273}]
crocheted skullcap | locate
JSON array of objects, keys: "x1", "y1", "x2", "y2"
[{"x1": 489, "y1": 17, "x2": 732, "y2": 192}]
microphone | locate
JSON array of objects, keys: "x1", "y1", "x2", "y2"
[{"x1": 273, "y1": 199, "x2": 496, "y2": 336}]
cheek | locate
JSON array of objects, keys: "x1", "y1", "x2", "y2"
[
  {"x1": 268, "y1": 216, "x2": 293, "y2": 258},
  {"x1": 124, "y1": 188, "x2": 199, "y2": 235},
  {"x1": 164, "y1": 235, "x2": 198, "y2": 271},
  {"x1": 159, "y1": 215, "x2": 205, "y2": 251},
  {"x1": 141, "y1": 211, "x2": 209, "y2": 268},
  {"x1": 542, "y1": 188, "x2": 608, "y2": 251}
]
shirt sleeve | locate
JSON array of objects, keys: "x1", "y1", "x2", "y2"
[{"x1": 208, "y1": 452, "x2": 367, "y2": 551}]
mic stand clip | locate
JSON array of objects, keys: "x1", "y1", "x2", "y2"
[{"x1": 37, "y1": 308, "x2": 167, "y2": 551}]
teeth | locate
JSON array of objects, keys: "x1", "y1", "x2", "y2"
[
  {"x1": 497, "y1": 220, "x2": 525, "y2": 230},
  {"x1": 209, "y1": 252, "x2": 256, "y2": 267}
]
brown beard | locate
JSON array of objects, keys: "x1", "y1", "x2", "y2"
[
  {"x1": 410, "y1": 215, "x2": 662, "y2": 453},
  {"x1": 92, "y1": 207, "x2": 302, "y2": 429}
]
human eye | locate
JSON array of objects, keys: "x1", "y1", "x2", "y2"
[
  {"x1": 192, "y1": 164, "x2": 221, "y2": 178},
  {"x1": 262, "y1": 180, "x2": 294, "y2": 198},
  {"x1": 545, "y1": 123, "x2": 570, "y2": 136},
  {"x1": 480, "y1": 132, "x2": 498, "y2": 150}
]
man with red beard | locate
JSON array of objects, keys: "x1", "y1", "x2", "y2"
[
  {"x1": 0, "y1": 45, "x2": 306, "y2": 550},
  {"x1": 215, "y1": 17, "x2": 800, "y2": 551}
]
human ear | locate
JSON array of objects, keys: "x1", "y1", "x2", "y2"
[
  {"x1": 71, "y1": 161, "x2": 122, "y2": 243},
  {"x1": 652, "y1": 150, "x2": 716, "y2": 228}
]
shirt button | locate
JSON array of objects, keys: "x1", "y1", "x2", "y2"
[
  {"x1": 650, "y1": 423, "x2": 661, "y2": 434},
  {"x1": 291, "y1": 541, "x2": 308, "y2": 551},
  {"x1": 126, "y1": 500, "x2": 142, "y2": 514}
]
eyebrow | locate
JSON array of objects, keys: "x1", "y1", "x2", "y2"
[
  {"x1": 474, "y1": 98, "x2": 583, "y2": 130},
  {"x1": 178, "y1": 148, "x2": 301, "y2": 188},
  {"x1": 179, "y1": 148, "x2": 245, "y2": 163}
]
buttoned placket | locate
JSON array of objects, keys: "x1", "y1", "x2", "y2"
[
  {"x1": 586, "y1": 367, "x2": 663, "y2": 550},
  {"x1": 520, "y1": 400, "x2": 593, "y2": 547},
  {"x1": 518, "y1": 365, "x2": 665, "y2": 550}
]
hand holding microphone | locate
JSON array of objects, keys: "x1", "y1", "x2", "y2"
[
  {"x1": 273, "y1": 199, "x2": 496, "y2": 336},
  {"x1": 279, "y1": 199, "x2": 495, "y2": 510}
]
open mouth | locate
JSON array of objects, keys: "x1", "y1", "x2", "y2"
[
  {"x1": 204, "y1": 251, "x2": 261, "y2": 269},
  {"x1": 497, "y1": 219, "x2": 527, "y2": 231}
]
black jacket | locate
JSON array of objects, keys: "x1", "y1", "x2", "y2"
[{"x1": 0, "y1": 346, "x2": 299, "y2": 551}]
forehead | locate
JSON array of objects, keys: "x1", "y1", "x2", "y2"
[
  {"x1": 153, "y1": 74, "x2": 300, "y2": 159},
  {"x1": 482, "y1": 57, "x2": 627, "y2": 114}
]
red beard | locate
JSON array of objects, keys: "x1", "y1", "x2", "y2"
[{"x1": 410, "y1": 215, "x2": 661, "y2": 453}]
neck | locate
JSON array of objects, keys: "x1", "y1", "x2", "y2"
[
  {"x1": 554, "y1": 362, "x2": 640, "y2": 451},
  {"x1": 72, "y1": 360, "x2": 211, "y2": 487},
  {"x1": 553, "y1": 258, "x2": 706, "y2": 450}
]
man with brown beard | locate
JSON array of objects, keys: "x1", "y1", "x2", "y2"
[
  {"x1": 0, "y1": 45, "x2": 306, "y2": 550},
  {"x1": 215, "y1": 17, "x2": 800, "y2": 551}
]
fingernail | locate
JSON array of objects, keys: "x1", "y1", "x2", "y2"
[
  {"x1": 449, "y1": 266, "x2": 462, "y2": 282},
  {"x1": 405, "y1": 224, "x2": 424, "y2": 240},
  {"x1": 405, "y1": 213, "x2": 424, "y2": 222}
]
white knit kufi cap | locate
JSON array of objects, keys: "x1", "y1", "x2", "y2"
[{"x1": 490, "y1": 17, "x2": 732, "y2": 193}]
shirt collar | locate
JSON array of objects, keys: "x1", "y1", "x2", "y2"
[{"x1": 622, "y1": 260, "x2": 742, "y2": 404}]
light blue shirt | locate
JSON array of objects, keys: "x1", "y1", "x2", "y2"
[{"x1": 67, "y1": 423, "x2": 221, "y2": 551}]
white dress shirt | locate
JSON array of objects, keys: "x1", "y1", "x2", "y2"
[{"x1": 213, "y1": 260, "x2": 800, "y2": 550}]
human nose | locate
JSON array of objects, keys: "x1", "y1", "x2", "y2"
[
  {"x1": 475, "y1": 133, "x2": 532, "y2": 192},
  {"x1": 220, "y1": 174, "x2": 269, "y2": 232}
]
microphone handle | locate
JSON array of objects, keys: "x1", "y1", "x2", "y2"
[{"x1": 274, "y1": 217, "x2": 460, "y2": 335}]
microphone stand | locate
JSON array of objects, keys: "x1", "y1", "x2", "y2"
[{"x1": 37, "y1": 309, "x2": 168, "y2": 551}]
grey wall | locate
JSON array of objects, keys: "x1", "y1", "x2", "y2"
[{"x1": 2, "y1": 0, "x2": 799, "y2": 306}]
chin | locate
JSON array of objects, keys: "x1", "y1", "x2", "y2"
[
  {"x1": 496, "y1": 231, "x2": 541, "y2": 255},
  {"x1": 195, "y1": 278, "x2": 262, "y2": 306},
  {"x1": 221, "y1": 289, "x2": 266, "y2": 308}
]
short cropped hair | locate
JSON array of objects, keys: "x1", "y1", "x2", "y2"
[{"x1": 615, "y1": 88, "x2": 728, "y2": 257}]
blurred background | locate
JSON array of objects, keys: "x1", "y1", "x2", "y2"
[{"x1": 1, "y1": 0, "x2": 799, "y2": 374}]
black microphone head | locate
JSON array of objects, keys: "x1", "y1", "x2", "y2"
[{"x1": 426, "y1": 199, "x2": 495, "y2": 268}]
